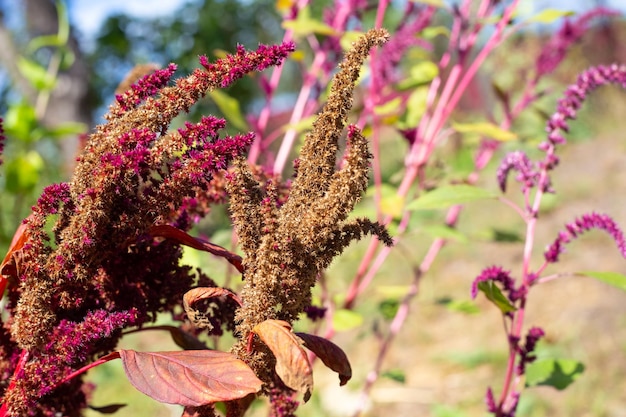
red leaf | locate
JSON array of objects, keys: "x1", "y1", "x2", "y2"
[
  {"x1": 0, "y1": 219, "x2": 30, "y2": 295},
  {"x1": 118, "y1": 349, "x2": 262, "y2": 406},
  {"x1": 183, "y1": 287, "x2": 243, "y2": 310},
  {"x1": 183, "y1": 287, "x2": 243, "y2": 331},
  {"x1": 252, "y1": 320, "x2": 313, "y2": 402},
  {"x1": 149, "y1": 225, "x2": 244, "y2": 273},
  {"x1": 296, "y1": 333, "x2": 352, "y2": 386}
]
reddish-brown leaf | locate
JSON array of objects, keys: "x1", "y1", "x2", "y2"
[
  {"x1": 224, "y1": 393, "x2": 256, "y2": 417},
  {"x1": 0, "y1": 219, "x2": 30, "y2": 295},
  {"x1": 252, "y1": 320, "x2": 313, "y2": 402},
  {"x1": 88, "y1": 404, "x2": 127, "y2": 414},
  {"x1": 183, "y1": 287, "x2": 243, "y2": 330},
  {"x1": 149, "y1": 225, "x2": 244, "y2": 273},
  {"x1": 296, "y1": 332, "x2": 352, "y2": 386},
  {"x1": 183, "y1": 287, "x2": 243, "y2": 311},
  {"x1": 118, "y1": 349, "x2": 262, "y2": 406}
]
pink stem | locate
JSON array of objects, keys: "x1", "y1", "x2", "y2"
[
  {"x1": 273, "y1": 51, "x2": 326, "y2": 175},
  {"x1": 248, "y1": 0, "x2": 309, "y2": 164}
]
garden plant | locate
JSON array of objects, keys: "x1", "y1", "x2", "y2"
[{"x1": 0, "y1": 1, "x2": 625, "y2": 416}]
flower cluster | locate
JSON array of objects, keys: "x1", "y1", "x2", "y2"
[
  {"x1": 543, "y1": 64, "x2": 626, "y2": 149},
  {"x1": 535, "y1": 8, "x2": 620, "y2": 78},
  {"x1": 498, "y1": 64, "x2": 626, "y2": 196},
  {"x1": 515, "y1": 326, "x2": 545, "y2": 375},
  {"x1": 1, "y1": 42, "x2": 293, "y2": 416},
  {"x1": 226, "y1": 29, "x2": 392, "y2": 391},
  {"x1": 471, "y1": 266, "x2": 528, "y2": 304},
  {"x1": 544, "y1": 212, "x2": 626, "y2": 263},
  {"x1": 496, "y1": 150, "x2": 538, "y2": 193}
]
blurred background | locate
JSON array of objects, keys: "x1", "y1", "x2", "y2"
[{"x1": 1, "y1": 1, "x2": 626, "y2": 416}]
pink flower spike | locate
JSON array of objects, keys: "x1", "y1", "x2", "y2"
[
  {"x1": 198, "y1": 42, "x2": 295, "y2": 89},
  {"x1": 545, "y1": 212, "x2": 626, "y2": 263},
  {"x1": 115, "y1": 63, "x2": 177, "y2": 112}
]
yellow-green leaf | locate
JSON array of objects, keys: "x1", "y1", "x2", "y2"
[
  {"x1": 422, "y1": 224, "x2": 468, "y2": 243},
  {"x1": 477, "y1": 281, "x2": 516, "y2": 314},
  {"x1": 282, "y1": 6, "x2": 337, "y2": 37},
  {"x1": 528, "y1": 8, "x2": 575, "y2": 24},
  {"x1": 452, "y1": 121, "x2": 517, "y2": 142},
  {"x1": 208, "y1": 90, "x2": 249, "y2": 132},
  {"x1": 525, "y1": 358, "x2": 584, "y2": 390},
  {"x1": 332, "y1": 309, "x2": 363, "y2": 331},
  {"x1": 397, "y1": 61, "x2": 438, "y2": 91},
  {"x1": 17, "y1": 57, "x2": 56, "y2": 91},
  {"x1": 283, "y1": 115, "x2": 316, "y2": 134},
  {"x1": 578, "y1": 271, "x2": 626, "y2": 292},
  {"x1": 407, "y1": 185, "x2": 498, "y2": 211},
  {"x1": 340, "y1": 31, "x2": 364, "y2": 52},
  {"x1": 373, "y1": 97, "x2": 403, "y2": 116}
]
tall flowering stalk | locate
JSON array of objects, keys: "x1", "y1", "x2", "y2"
[
  {"x1": 476, "y1": 64, "x2": 626, "y2": 416},
  {"x1": 0, "y1": 41, "x2": 293, "y2": 416},
  {"x1": 227, "y1": 27, "x2": 392, "y2": 403}
]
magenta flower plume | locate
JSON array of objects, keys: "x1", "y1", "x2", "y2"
[
  {"x1": 199, "y1": 42, "x2": 295, "y2": 89},
  {"x1": 2, "y1": 41, "x2": 293, "y2": 416},
  {"x1": 544, "y1": 212, "x2": 626, "y2": 263},
  {"x1": 485, "y1": 387, "x2": 497, "y2": 413},
  {"x1": 471, "y1": 266, "x2": 515, "y2": 299},
  {"x1": 535, "y1": 7, "x2": 619, "y2": 78},
  {"x1": 496, "y1": 150, "x2": 538, "y2": 193},
  {"x1": 516, "y1": 326, "x2": 545, "y2": 375},
  {"x1": 542, "y1": 64, "x2": 626, "y2": 149},
  {"x1": 114, "y1": 63, "x2": 178, "y2": 114}
]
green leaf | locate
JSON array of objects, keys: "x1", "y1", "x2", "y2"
[
  {"x1": 578, "y1": 271, "x2": 626, "y2": 292},
  {"x1": 378, "y1": 299, "x2": 400, "y2": 320},
  {"x1": 373, "y1": 97, "x2": 403, "y2": 116},
  {"x1": 282, "y1": 6, "x2": 336, "y2": 37},
  {"x1": 452, "y1": 121, "x2": 517, "y2": 142},
  {"x1": 364, "y1": 183, "x2": 405, "y2": 219},
  {"x1": 340, "y1": 31, "x2": 364, "y2": 52},
  {"x1": 376, "y1": 285, "x2": 410, "y2": 299},
  {"x1": 397, "y1": 61, "x2": 438, "y2": 91},
  {"x1": 44, "y1": 122, "x2": 87, "y2": 139},
  {"x1": 437, "y1": 298, "x2": 480, "y2": 315},
  {"x1": 527, "y1": 8, "x2": 575, "y2": 24},
  {"x1": 208, "y1": 90, "x2": 249, "y2": 132},
  {"x1": 477, "y1": 281, "x2": 516, "y2": 313},
  {"x1": 27, "y1": 34, "x2": 64, "y2": 52},
  {"x1": 406, "y1": 185, "x2": 498, "y2": 211},
  {"x1": 283, "y1": 116, "x2": 316, "y2": 134},
  {"x1": 26, "y1": 0, "x2": 70, "y2": 52},
  {"x1": 421, "y1": 26, "x2": 450, "y2": 40},
  {"x1": 4, "y1": 102, "x2": 37, "y2": 143},
  {"x1": 397, "y1": 86, "x2": 428, "y2": 129},
  {"x1": 381, "y1": 369, "x2": 406, "y2": 384},
  {"x1": 421, "y1": 224, "x2": 468, "y2": 243},
  {"x1": 332, "y1": 309, "x2": 363, "y2": 331},
  {"x1": 525, "y1": 358, "x2": 584, "y2": 390},
  {"x1": 17, "y1": 57, "x2": 56, "y2": 91},
  {"x1": 5, "y1": 151, "x2": 44, "y2": 194},
  {"x1": 490, "y1": 228, "x2": 523, "y2": 243}
]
